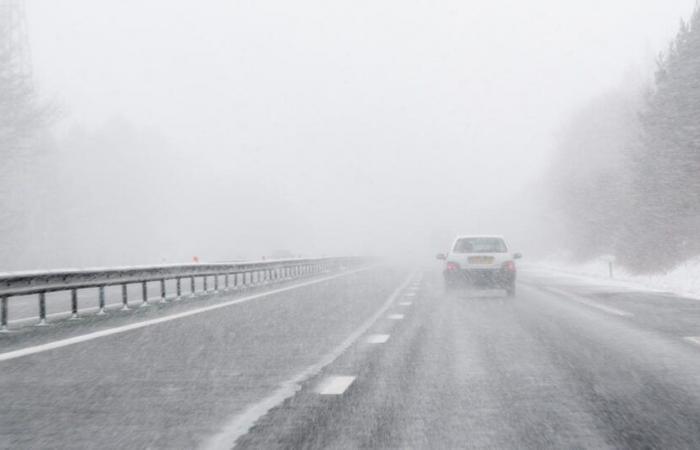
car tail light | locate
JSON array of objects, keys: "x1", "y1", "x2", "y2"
[
  {"x1": 446, "y1": 262, "x2": 460, "y2": 271},
  {"x1": 502, "y1": 261, "x2": 516, "y2": 272}
]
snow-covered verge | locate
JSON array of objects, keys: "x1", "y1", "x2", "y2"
[{"x1": 529, "y1": 256, "x2": 700, "y2": 300}]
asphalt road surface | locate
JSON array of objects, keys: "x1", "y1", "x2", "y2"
[{"x1": 4, "y1": 264, "x2": 700, "y2": 449}]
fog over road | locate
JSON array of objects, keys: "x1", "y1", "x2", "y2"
[{"x1": 4, "y1": 266, "x2": 700, "y2": 449}]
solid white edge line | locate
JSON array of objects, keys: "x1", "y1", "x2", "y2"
[
  {"x1": 201, "y1": 272, "x2": 415, "y2": 450},
  {"x1": 546, "y1": 287, "x2": 633, "y2": 317},
  {"x1": 0, "y1": 267, "x2": 373, "y2": 363},
  {"x1": 316, "y1": 376, "x2": 357, "y2": 395}
]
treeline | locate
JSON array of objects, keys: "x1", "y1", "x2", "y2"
[{"x1": 551, "y1": 7, "x2": 700, "y2": 273}]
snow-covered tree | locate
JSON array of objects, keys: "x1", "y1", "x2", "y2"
[{"x1": 627, "y1": 7, "x2": 700, "y2": 270}]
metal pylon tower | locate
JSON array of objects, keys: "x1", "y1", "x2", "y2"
[{"x1": 0, "y1": 0, "x2": 32, "y2": 83}]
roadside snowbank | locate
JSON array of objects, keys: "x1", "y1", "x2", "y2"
[{"x1": 532, "y1": 256, "x2": 700, "y2": 300}]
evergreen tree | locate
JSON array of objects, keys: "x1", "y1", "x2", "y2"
[{"x1": 628, "y1": 8, "x2": 700, "y2": 271}]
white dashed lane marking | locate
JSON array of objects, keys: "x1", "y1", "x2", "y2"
[
  {"x1": 317, "y1": 376, "x2": 357, "y2": 395},
  {"x1": 405, "y1": 293, "x2": 417, "y2": 297},
  {"x1": 388, "y1": 314, "x2": 404, "y2": 320},
  {"x1": 684, "y1": 337, "x2": 700, "y2": 346},
  {"x1": 399, "y1": 302, "x2": 412, "y2": 306},
  {"x1": 366, "y1": 334, "x2": 390, "y2": 344}
]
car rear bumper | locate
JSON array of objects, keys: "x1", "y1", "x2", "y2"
[{"x1": 444, "y1": 268, "x2": 515, "y2": 288}]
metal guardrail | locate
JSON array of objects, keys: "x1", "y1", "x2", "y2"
[{"x1": 0, "y1": 257, "x2": 365, "y2": 331}]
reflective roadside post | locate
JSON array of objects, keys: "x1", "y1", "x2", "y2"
[{"x1": 602, "y1": 255, "x2": 615, "y2": 279}]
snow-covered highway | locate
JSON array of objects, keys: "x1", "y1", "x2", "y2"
[{"x1": 4, "y1": 266, "x2": 700, "y2": 448}]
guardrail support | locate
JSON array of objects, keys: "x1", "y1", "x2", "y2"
[
  {"x1": 176, "y1": 277, "x2": 182, "y2": 300},
  {"x1": 203, "y1": 276, "x2": 208, "y2": 292},
  {"x1": 214, "y1": 275, "x2": 219, "y2": 292},
  {"x1": 97, "y1": 286, "x2": 106, "y2": 315},
  {"x1": 224, "y1": 274, "x2": 229, "y2": 290},
  {"x1": 141, "y1": 281, "x2": 149, "y2": 308},
  {"x1": 121, "y1": 284, "x2": 130, "y2": 311},
  {"x1": 160, "y1": 279, "x2": 167, "y2": 303},
  {"x1": 68, "y1": 289, "x2": 80, "y2": 320},
  {"x1": 37, "y1": 292, "x2": 47, "y2": 326},
  {"x1": 190, "y1": 276, "x2": 196, "y2": 296},
  {"x1": 1, "y1": 296, "x2": 8, "y2": 332}
]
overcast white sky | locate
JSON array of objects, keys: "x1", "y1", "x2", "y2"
[{"x1": 18, "y1": 0, "x2": 698, "y2": 264}]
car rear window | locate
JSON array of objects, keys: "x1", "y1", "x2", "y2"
[{"x1": 453, "y1": 238, "x2": 507, "y2": 253}]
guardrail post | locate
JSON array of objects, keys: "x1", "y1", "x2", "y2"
[
  {"x1": 224, "y1": 273, "x2": 229, "y2": 290},
  {"x1": 176, "y1": 277, "x2": 182, "y2": 300},
  {"x1": 97, "y1": 286, "x2": 106, "y2": 315},
  {"x1": 37, "y1": 292, "x2": 47, "y2": 326},
  {"x1": 203, "y1": 276, "x2": 208, "y2": 292},
  {"x1": 214, "y1": 275, "x2": 219, "y2": 292},
  {"x1": 160, "y1": 279, "x2": 167, "y2": 303},
  {"x1": 121, "y1": 284, "x2": 130, "y2": 311},
  {"x1": 191, "y1": 276, "x2": 196, "y2": 296},
  {"x1": 69, "y1": 289, "x2": 80, "y2": 320},
  {"x1": 1, "y1": 296, "x2": 8, "y2": 332},
  {"x1": 141, "y1": 281, "x2": 149, "y2": 308}
]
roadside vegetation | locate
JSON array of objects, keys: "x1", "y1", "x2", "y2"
[{"x1": 550, "y1": 7, "x2": 700, "y2": 273}]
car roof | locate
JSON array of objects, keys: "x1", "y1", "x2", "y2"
[{"x1": 453, "y1": 235, "x2": 506, "y2": 240}]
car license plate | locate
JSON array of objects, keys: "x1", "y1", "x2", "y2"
[{"x1": 468, "y1": 256, "x2": 494, "y2": 264}]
